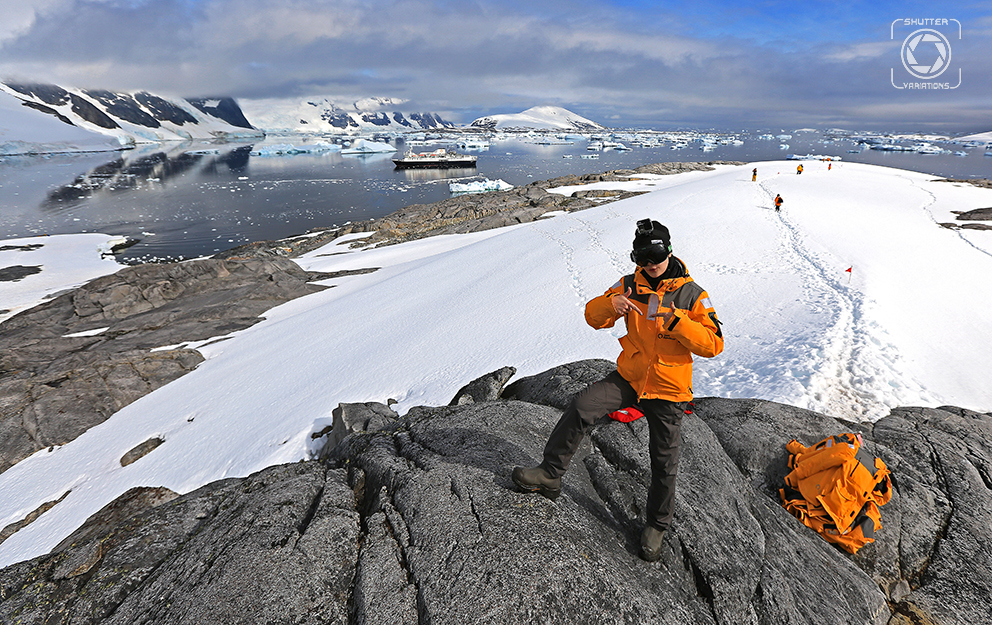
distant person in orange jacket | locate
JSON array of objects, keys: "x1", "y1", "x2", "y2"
[
  {"x1": 775, "y1": 194, "x2": 784, "y2": 211},
  {"x1": 797, "y1": 164, "x2": 804, "y2": 175},
  {"x1": 828, "y1": 162, "x2": 832, "y2": 171},
  {"x1": 752, "y1": 167, "x2": 757, "y2": 181},
  {"x1": 512, "y1": 219, "x2": 723, "y2": 562}
]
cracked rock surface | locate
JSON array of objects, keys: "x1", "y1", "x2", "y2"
[{"x1": 2, "y1": 362, "x2": 988, "y2": 625}]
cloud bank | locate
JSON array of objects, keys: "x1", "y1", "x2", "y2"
[{"x1": 0, "y1": 0, "x2": 988, "y2": 130}]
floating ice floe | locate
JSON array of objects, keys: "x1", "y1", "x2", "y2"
[
  {"x1": 340, "y1": 139, "x2": 396, "y2": 154},
  {"x1": 457, "y1": 139, "x2": 491, "y2": 150},
  {"x1": 250, "y1": 142, "x2": 342, "y2": 156},
  {"x1": 785, "y1": 154, "x2": 843, "y2": 161},
  {"x1": 449, "y1": 179, "x2": 513, "y2": 195}
]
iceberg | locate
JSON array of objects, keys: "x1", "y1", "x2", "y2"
[
  {"x1": 786, "y1": 154, "x2": 843, "y2": 161},
  {"x1": 449, "y1": 179, "x2": 513, "y2": 195},
  {"x1": 250, "y1": 142, "x2": 341, "y2": 156},
  {"x1": 340, "y1": 138, "x2": 396, "y2": 154}
]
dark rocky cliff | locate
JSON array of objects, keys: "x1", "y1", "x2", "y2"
[{"x1": 1, "y1": 361, "x2": 988, "y2": 624}]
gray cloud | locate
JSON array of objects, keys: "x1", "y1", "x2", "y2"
[{"x1": 0, "y1": 0, "x2": 987, "y2": 131}]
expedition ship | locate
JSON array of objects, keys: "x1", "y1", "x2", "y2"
[{"x1": 392, "y1": 148, "x2": 477, "y2": 169}]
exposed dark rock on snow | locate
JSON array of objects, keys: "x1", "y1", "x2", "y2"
[
  {"x1": 5, "y1": 83, "x2": 72, "y2": 106},
  {"x1": 85, "y1": 90, "x2": 162, "y2": 127},
  {"x1": 2, "y1": 362, "x2": 989, "y2": 625},
  {"x1": 0, "y1": 256, "x2": 330, "y2": 474},
  {"x1": 0, "y1": 491, "x2": 71, "y2": 547},
  {"x1": 187, "y1": 97, "x2": 255, "y2": 129},
  {"x1": 935, "y1": 178, "x2": 992, "y2": 190},
  {"x1": 133, "y1": 92, "x2": 198, "y2": 126},
  {"x1": 940, "y1": 222, "x2": 992, "y2": 231},
  {"x1": 952, "y1": 207, "x2": 992, "y2": 220},
  {"x1": 0, "y1": 265, "x2": 43, "y2": 282},
  {"x1": 69, "y1": 93, "x2": 121, "y2": 129},
  {"x1": 407, "y1": 112, "x2": 451, "y2": 129},
  {"x1": 18, "y1": 100, "x2": 76, "y2": 126},
  {"x1": 119, "y1": 437, "x2": 165, "y2": 467}
]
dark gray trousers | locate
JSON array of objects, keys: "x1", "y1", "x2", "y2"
[{"x1": 542, "y1": 371, "x2": 685, "y2": 531}]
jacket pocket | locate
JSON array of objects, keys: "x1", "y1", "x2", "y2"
[
  {"x1": 654, "y1": 336, "x2": 693, "y2": 364},
  {"x1": 617, "y1": 336, "x2": 647, "y2": 379}
]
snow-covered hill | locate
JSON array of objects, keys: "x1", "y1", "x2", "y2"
[
  {"x1": 0, "y1": 82, "x2": 263, "y2": 148},
  {"x1": 470, "y1": 105, "x2": 604, "y2": 131},
  {"x1": 239, "y1": 96, "x2": 454, "y2": 134},
  {"x1": 1, "y1": 160, "x2": 991, "y2": 567},
  {"x1": 0, "y1": 89, "x2": 126, "y2": 155},
  {"x1": 957, "y1": 129, "x2": 992, "y2": 142}
]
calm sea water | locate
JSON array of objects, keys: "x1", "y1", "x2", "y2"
[{"x1": 1, "y1": 132, "x2": 990, "y2": 263}]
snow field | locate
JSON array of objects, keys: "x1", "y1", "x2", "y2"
[{"x1": 1, "y1": 160, "x2": 991, "y2": 568}]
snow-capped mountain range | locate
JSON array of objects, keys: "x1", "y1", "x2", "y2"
[
  {"x1": 2, "y1": 80, "x2": 608, "y2": 154},
  {"x1": 470, "y1": 105, "x2": 604, "y2": 131},
  {"x1": 238, "y1": 96, "x2": 455, "y2": 134},
  {"x1": 0, "y1": 81, "x2": 263, "y2": 148}
]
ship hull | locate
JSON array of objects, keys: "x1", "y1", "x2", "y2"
[{"x1": 392, "y1": 157, "x2": 477, "y2": 169}]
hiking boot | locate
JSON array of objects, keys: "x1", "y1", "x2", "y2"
[
  {"x1": 511, "y1": 465, "x2": 561, "y2": 501},
  {"x1": 640, "y1": 526, "x2": 666, "y2": 562}
]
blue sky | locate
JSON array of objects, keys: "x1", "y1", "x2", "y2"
[{"x1": 0, "y1": 0, "x2": 988, "y2": 131}]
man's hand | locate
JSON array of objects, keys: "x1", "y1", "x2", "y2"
[
  {"x1": 659, "y1": 303, "x2": 678, "y2": 326},
  {"x1": 612, "y1": 288, "x2": 642, "y2": 316}
]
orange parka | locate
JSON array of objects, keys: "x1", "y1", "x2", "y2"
[
  {"x1": 779, "y1": 433, "x2": 893, "y2": 554},
  {"x1": 585, "y1": 258, "x2": 723, "y2": 401}
]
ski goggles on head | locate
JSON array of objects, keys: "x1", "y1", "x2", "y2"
[{"x1": 630, "y1": 243, "x2": 670, "y2": 266}]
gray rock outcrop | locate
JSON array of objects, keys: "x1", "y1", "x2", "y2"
[
  {"x1": 0, "y1": 256, "x2": 331, "y2": 474},
  {"x1": 2, "y1": 362, "x2": 988, "y2": 625},
  {"x1": 319, "y1": 402, "x2": 400, "y2": 452}
]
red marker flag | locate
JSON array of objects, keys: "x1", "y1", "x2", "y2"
[
  {"x1": 845, "y1": 267, "x2": 852, "y2": 273},
  {"x1": 845, "y1": 267, "x2": 852, "y2": 283}
]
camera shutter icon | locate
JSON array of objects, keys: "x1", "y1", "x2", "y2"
[{"x1": 901, "y1": 29, "x2": 951, "y2": 79}]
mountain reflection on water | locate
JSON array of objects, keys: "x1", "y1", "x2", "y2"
[{"x1": 43, "y1": 148, "x2": 252, "y2": 209}]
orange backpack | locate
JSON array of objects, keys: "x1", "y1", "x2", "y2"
[{"x1": 779, "y1": 433, "x2": 893, "y2": 554}]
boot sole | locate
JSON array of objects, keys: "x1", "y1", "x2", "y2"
[{"x1": 511, "y1": 475, "x2": 561, "y2": 501}]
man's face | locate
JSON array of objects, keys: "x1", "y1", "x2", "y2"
[{"x1": 641, "y1": 257, "x2": 670, "y2": 278}]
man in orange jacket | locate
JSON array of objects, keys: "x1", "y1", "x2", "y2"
[{"x1": 512, "y1": 219, "x2": 724, "y2": 561}]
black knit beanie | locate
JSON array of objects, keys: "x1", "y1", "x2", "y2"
[{"x1": 632, "y1": 220, "x2": 671, "y2": 252}]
